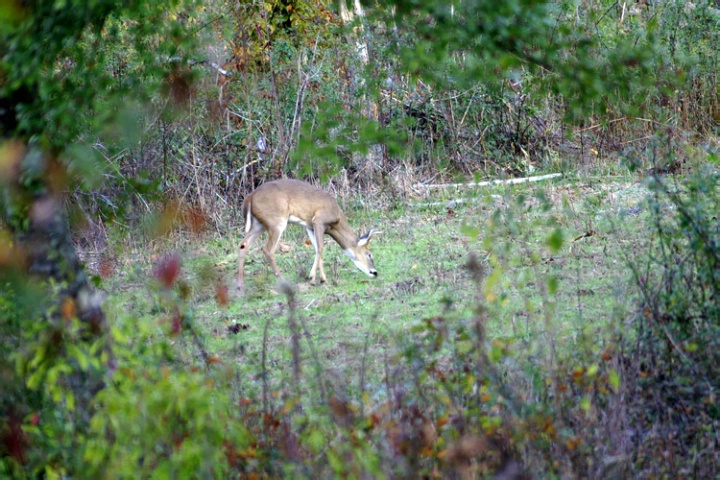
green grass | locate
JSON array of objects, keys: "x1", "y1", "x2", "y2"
[{"x1": 99, "y1": 173, "x2": 652, "y2": 399}]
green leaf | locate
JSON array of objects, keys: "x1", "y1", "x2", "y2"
[
  {"x1": 327, "y1": 450, "x2": 344, "y2": 474},
  {"x1": 460, "y1": 224, "x2": 480, "y2": 237},
  {"x1": 547, "y1": 275, "x2": 558, "y2": 295},
  {"x1": 489, "y1": 343, "x2": 504, "y2": 362},
  {"x1": 608, "y1": 369, "x2": 620, "y2": 393},
  {"x1": 44, "y1": 466, "x2": 64, "y2": 480},
  {"x1": 69, "y1": 344, "x2": 90, "y2": 371},
  {"x1": 484, "y1": 267, "x2": 503, "y2": 302},
  {"x1": 25, "y1": 336, "x2": 49, "y2": 369},
  {"x1": 306, "y1": 429, "x2": 326, "y2": 454},
  {"x1": 546, "y1": 228, "x2": 564, "y2": 253},
  {"x1": 27, "y1": 366, "x2": 47, "y2": 390}
]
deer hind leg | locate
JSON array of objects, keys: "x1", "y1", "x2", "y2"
[
  {"x1": 237, "y1": 221, "x2": 265, "y2": 293},
  {"x1": 307, "y1": 223, "x2": 327, "y2": 285},
  {"x1": 262, "y1": 219, "x2": 287, "y2": 279}
]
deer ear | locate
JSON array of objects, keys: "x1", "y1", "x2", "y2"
[{"x1": 358, "y1": 229, "x2": 381, "y2": 246}]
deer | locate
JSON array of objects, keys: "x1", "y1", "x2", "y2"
[{"x1": 237, "y1": 179, "x2": 380, "y2": 293}]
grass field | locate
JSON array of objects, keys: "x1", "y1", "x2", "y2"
[
  {"x1": 67, "y1": 167, "x2": 720, "y2": 478},
  {"x1": 98, "y1": 173, "x2": 652, "y2": 399}
]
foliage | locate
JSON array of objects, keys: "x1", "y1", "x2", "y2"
[
  {"x1": 621, "y1": 164, "x2": 720, "y2": 477},
  {"x1": 136, "y1": 0, "x2": 720, "y2": 213},
  {"x1": 1, "y1": 0, "x2": 203, "y2": 228},
  {"x1": 1, "y1": 0, "x2": 200, "y2": 145},
  {"x1": 83, "y1": 328, "x2": 252, "y2": 478},
  {"x1": 1, "y1": 0, "x2": 208, "y2": 477},
  {"x1": 2, "y1": 0, "x2": 720, "y2": 477},
  {"x1": 382, "y1": 0, "x2": 657, "y2": 115}
]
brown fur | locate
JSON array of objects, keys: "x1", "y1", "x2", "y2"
[{"x1": 237, "y1": 179, "x2": 379, "y2": 293}]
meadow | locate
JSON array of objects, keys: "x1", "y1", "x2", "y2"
[
  {"x1": 81, "y1": 170, "x2": 677, "y2": 477},
  {"x1": 115, "y1": 174, "x2": 648, "y2": 339},
  {"x1": 101, "y1": 174, "x2": 640, "y2": 370}
]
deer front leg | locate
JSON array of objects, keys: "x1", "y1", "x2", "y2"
[{"x1": 308, "y1": 223, "x2": 327, "y2": 285}]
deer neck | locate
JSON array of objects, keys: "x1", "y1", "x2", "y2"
[{"x1": 327, "y1": 216, "x2": 359, "y2": 250}]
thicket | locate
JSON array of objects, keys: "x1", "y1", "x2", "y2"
[
  {"x1": 61, "y1": 0, "x2": 720, "y2": 233},
  {"x1": 1, "y1": 0, "x2": 719, "y2": 478}
]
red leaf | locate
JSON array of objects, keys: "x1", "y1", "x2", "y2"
[
  {"x1": 170, "y1": 313, "x2": 182, "y2": 336},
  {"x1": 154, "y1": 254, "x2": 181, "y2": 289},
  {"x1": 215, "y1": 283, "x2": 229, "y2": 306}
]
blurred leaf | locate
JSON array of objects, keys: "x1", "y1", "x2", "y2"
[
  {"x1": 306, "y1": 429, "x2": 326, "y2": 454},
  {"x1": 547, "y1": 275, "x2": 558, "y2": 295},
  {"x1": 63, "y1": 143, "x2": 104, "y2": 189},
  {"x1": 153, "y1": 254, "x2": 181, "y2": 289},
  {"x1": 484, "y1": 267, "x2": 503, "y2": 302},
  {"x1": 460, "y1": 224, "x2": 480, "y2": 237},
  {"x1": 608, "y1": 369, "x2": 620, "y2": 393},
  {"x1": 546, "y1": 228, "x2": 564, "y2": 253}
]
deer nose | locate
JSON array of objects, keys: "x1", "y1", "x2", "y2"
[{"x1": 369, "y1": 269, "x2": 378, "y2": 277}]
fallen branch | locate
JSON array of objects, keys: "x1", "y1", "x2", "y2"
[{"x1": 414, "y1": 173, "x2": 563, "y2": 190}]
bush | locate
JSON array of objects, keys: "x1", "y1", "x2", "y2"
[{"x1": 621, "y1": 166, "x2": 720, "y2": 477}]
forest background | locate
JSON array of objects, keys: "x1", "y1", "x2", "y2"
[{"x1": 1, "y1": 0, "x2": 719, "y2": 478}]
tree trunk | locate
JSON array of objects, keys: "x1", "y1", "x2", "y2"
[{"x1": 338, "y1": 0, "x2": 382, "y2": 185}]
